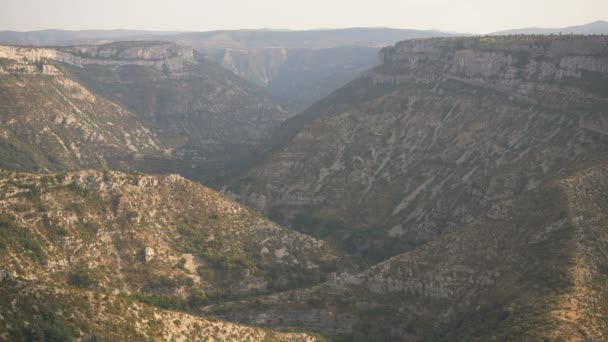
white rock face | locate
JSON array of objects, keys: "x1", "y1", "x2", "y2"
[
  {"x1": 144, "y1": 247, "x2": 156, "y2": 263},
  {"x1": 165, "y1": 174, "x2": 184, "y2": 183},
  {"x1": 0, "y1": 43, "x2": 195, "y2": 73},
  {"x1": 369, "y1": 36, "x2": 608, "y2": 115}
]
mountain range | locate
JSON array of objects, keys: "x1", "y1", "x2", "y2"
[{"x1": 492, "y1": 20, "x2": 608, "y2": 35}]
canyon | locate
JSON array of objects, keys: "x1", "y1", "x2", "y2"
[{"x1": 1, "y1": 32, "x2": 608, "y2": 341}]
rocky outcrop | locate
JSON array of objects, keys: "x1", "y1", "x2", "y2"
[
  {"x1": 143, "y1": 247, "x2": 155, "y2": 263},
  {"x1": 374, "y1": 36, "x2": 608, "y2": 112},
  {"x1": 0, "y1": 42, "x2": 196, "y2": 72}
]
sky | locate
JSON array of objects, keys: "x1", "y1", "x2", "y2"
[{"x1": 1, "y1": 0, "x2": 607, "y2": 34}]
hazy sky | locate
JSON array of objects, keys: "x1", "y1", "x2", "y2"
[{"x1": 1, "y1": 0, "x2": 607, "y2": 34}]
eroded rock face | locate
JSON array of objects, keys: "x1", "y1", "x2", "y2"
[
  {"x1": 231, "y1": 36, "x2": 608, "y2": 260},
  {"x1": 0, "y1": 41, "x2": 288, "y2": 181},
  {"x1": 0, "y1": 42, "x2": 196, "y2": 72},
  {"x1": 0, "y1": 47, "x2": 165, "y2": 172},
  {"x1": 62, "y1": 42, "x2": 194, "y2": 61},
  {"x1": 374, "y1": 36, "x2": 608, "y2": 112},
  {"x1": 58, "y1": 42, "x2": 289, "y2": 183}
]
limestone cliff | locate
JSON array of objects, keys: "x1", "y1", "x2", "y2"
[
  {"x1": 58, "y1": 41, "x2": 289, "y2": 183},
  {"x1": 0, "y1": 47, "x2": 165, "y2": 172}
]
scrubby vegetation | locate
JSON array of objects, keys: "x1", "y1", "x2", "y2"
[{"x1": 0, "y1": 214, "x2": 46, "y2": 263}]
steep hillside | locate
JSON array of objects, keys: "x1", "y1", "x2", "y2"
[
  {"x1": 0, "y1": 169, "x2": 336, "y2": 299},
  {"x1": 230, "y1": 35, "x2": 608, "y2": 261},
  {"x1": 0, "y1": 277, "x2": 318, "y2": 341},
  {"x1": 54, "y1": 41, "x2": 288, "y2": 183},
  {"x1": 0, "y1": 45, "x2": 165, "y2": 173},
  {"x1": 212, "y1": 162, "x2": 608, "y2": 341},
  {"x1": 0, "y1": 29, "x2": 177, "y2": 46},
  {"x1": 0, "y1": 28, "x2": 453, "y2": 48},
  {"x1": 0, "y1": 168, "x2": 335, "y2": 339},
  {"x1": 0, "y1": 42, "x2": 287, "y2": 182}
]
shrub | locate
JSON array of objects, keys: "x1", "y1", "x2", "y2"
[
  {"x1": 176, "y1": 258, "x2": 187, "y2": 271},
  {"x1": 21, "y1": 305, "x2": 75, "y2": 342},
  {"x1": 67, "y1": 268, "x2": 99, "y2": 289},
  {"x1": 68, "y1": 182, "x2": 89, "y2": 196},
  {"x1": 0, "y1": 215, "x2": 46, "y2": 263}
]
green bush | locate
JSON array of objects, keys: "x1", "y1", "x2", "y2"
[
  {"x1": 67, "y1": 268, "x2": 99, "y2": 289},
  {"x1": 176, "y1": 258, "x2": 187, "y2": 270},
  {"x1": 68, "y1": 182, "x2": 89, "y2": 196},
  {"x1": 0, "y1": 215, "x2": 46, "y2": 263},
  {"x1": 20, "y1": 306, "x2": 75, "y2": 342}
]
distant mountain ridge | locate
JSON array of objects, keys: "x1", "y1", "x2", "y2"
[
  {"x1": 171, "y1": 27, "x2": 456, "y2": 50},
  {"x1": 492, "y1": 20, "x2": 608, "y2": 35},
  {"x1": 0, "y1": 29, "x2": 178, "y2": 46},
  {"x1": 0, "y1": 27, "x2": 454, "y2": 47}
]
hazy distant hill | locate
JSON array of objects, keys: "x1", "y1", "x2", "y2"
[
  {"x1": 492, "y1": 20, "x2": 608, "y2": 35},
  {"x1": 0, "y1": 27, "x2": 453, "y2": 49},
  {"x1": 0, "y1": 29, "x2": 177, "y2": 46},
  {"x1": 172, "y1": 27, "x2": 455, "y2": 50},
  {"x1": 180, "y1": 28, "x2": 456, "y2": 111}
]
